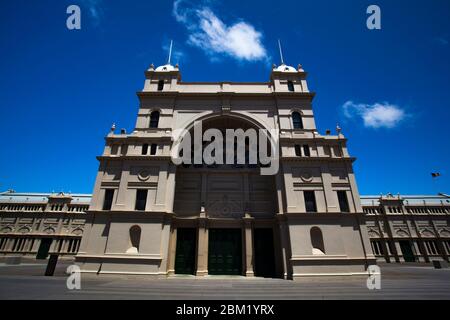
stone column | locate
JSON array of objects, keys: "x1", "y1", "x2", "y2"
[
  {"x1": 49, "y1": 238, "x2": 58, "y2": 254},
  {"x1": 31, "y1": 238, "x2": 40, "y2": 252},
  {"x1": 277, "y1": 215, "x2": 291, "y2": 279},
  {"x1": 154, "y1": 162, "x2": 169, "y2": 211},
  {"x1": 90, "y1": 162, "x2": 107, "y2": 211},
  {"x1": 243, "y1": 215, "x2": 254, "y2": 277},
  {"x1": 394, "y1": 241, "x2": 405, "y2": 262},
  {"x1": 167, "y1": 226, "x2": 177, "y2": 276},
  {"x1": 282, "y1": 164, "x2": 298, "y2": 213},
  {"x1": 63, "y1": 239, "x2": 70, "y2": 253},
  {"x1": 412, "y1": 241, "x2": 425, "y2": 262},
  {"x1": 275, "y1": 172, "x2": 285, "y2": 214},
  {"x1": 115, "y1": 162, "x2": 130, "y2": 210},
  {"x1": 196, "y1": 218, "x2": 208, "y2": 276},
  {"x1": 347, "y1": 164, "x2": 363, "y2": 213},
  {"x1": 165, "y1": 164, "x2": 177, "y2": 213},
  {"x1": 6, "y1": 238, "x2": 15, "y2": 252},
  {"x1": 417, "y1": 241, "x2": 430, "y2": 263},
  {"x1": 321, "y1": 165, "x2": 337, "y2": 213}
]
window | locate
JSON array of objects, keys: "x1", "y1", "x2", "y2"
[
  {"x1": 333, "y1": 146, "x2": 342, "y2": 157},
  {"x1": 150, "y1": 144, "x2": 157, "y2": 155},
  {"x1": 371, "y1": 241, "x2": 384, "y2": 255},
  {"x1": 121, "y1": 144, "x2": 128, "y2": 155},
  {"x1": 303, "y1": 145, "x2": 310, "y2": 157},
  {"x1": 445, "y1": 241, "x2": 450, "y2": 254},
  {"x1": 127, "y1": 225, "x2": 141, "y2": 254},
  {"x1": 424, "y1": 241, "x2": 439, "y2": 255},
  {"x1": 149, "y1": 111, "x2": 160, "y2": 128},
  {"x1": 111, "y1": 144, "x2": 119, "y2": 155},
  {"x1": 135, "y1": 189, "x2": 148, "y2": 211},
  {"x1": 292, "y1": 112, "x2": 303, "y2": 129},
  {"x1": 337, "y1": 191, "x2": 350, "y2": 213},
  {"x1": 310, "y1": 227, "x2": 325, "y2": 255},
  {"x1": 142, "y1": 144, "x2": 149, "y2": 155},
  {"x1": 157, "y1": 80, "x2": 164, "y2": 91},
  {"x1": 0, "y1": 238, "x2": 7, "y2": 251},
  {"x1": 295, "y1": 145, "x2": 301, "y2": 156},
  {"x1": 102, "y1": 189, "x2": 114, "y2": 211},
  {"x1": 304, "y1": 191, "x2": 317, "y2": 213},
  {"x1": 287, "y1": 80, "x2": 295, "y2": 92}
]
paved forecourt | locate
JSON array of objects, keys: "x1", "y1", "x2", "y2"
[{"x1": 0, "y1": 261, "x2": 449, "y2": 300}]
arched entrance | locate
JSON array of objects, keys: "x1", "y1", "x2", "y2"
[{"x1": 171, "y1": 115, "x2": 280, "y2": 277}]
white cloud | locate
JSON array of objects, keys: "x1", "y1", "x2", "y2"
[
  {"x1": 343, "y1": 101, "x2": 406, "y2": 129},
  {"x1": 173, "y1": 1, "x2": 267, "y2": 61},
  {"x1": 173, "y1": 0, "x2": 190, "y2": 24},
  {"x1": 81, "y1": 0, "x2": 103, "y2": 26}
]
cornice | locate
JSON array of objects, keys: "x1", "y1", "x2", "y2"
[
  {"x1": 97, "y1": 155, "x2": 172, "y2": 161},
  {"x1": 137, "y1": 91, "x2": 316, "y2": 100},
  {"x1": 105, "y1": 135, "x2": 173, "y2": 142},
  {"x1": 281, "y1": 156, "x2": 356, "y2": 163}
]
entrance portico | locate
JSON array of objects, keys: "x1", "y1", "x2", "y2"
[{"x1": 169, "y1": 218, "x2": 281, "y2": 278}]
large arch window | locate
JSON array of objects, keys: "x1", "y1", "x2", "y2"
[
  {"x1": 310, "y1": 227, "x2": 325, "y2": 255},
  {"x1": 126, "y1": 225, "x2": 141, "y2": 254},
  {"x1": 292, "y1": 111, "x2": 303, "y2": 130},
  {"x1": 149, "y1": 111, "x2": 160, "y2": 128}
]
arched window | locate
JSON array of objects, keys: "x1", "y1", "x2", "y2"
[
  {"x1": 142, "y1": 144, "x2": 149, "y2": 155},
  {"x1": 310, "y1": 227, "x2": 325, "y2": 255},
  {"x1": 292, "y1": 112, "x2": 303, "y2": 129},
  {"x1": 157, "y1": 80, "x2": 164, "y2": 91},
  {"x1": 149, "y1": 111, "x2": 160, "y2": 128},
  {"x1": 126, "y1": 225, "x2": 141, "y2": 254},
  {"x1": 287, "y1": 80, "x2": 295, "y2": 92}
]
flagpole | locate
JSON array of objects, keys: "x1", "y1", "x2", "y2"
[
  {"x1": 278, "y1": 39, "x2": 284, "y2": 65},
  {"x1": 168, "y1": 40, "x2": 173, "y2": 65}
]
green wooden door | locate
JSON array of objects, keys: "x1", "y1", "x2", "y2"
[
  {"x1": 399, "y1": 240, "x2": 416, "y2": 262},
  {"x1": 208, "y1": 229, "x2": 242, "y2": 275},
  {"x1": 175, "y1": 228, "x2": 196, "y2": 275},
  {"x1": 254, "y1": 228, "x2": 276, "y2": 278},
  {"x1": 36, "y1": 238, "x2": 53, "y2": 260}
]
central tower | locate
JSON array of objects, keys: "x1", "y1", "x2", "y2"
[{"x1": 75, "y1": 60, "x2": 375, "y2": 279}]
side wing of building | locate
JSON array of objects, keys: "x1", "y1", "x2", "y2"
[
  {"x1": 362, "y1": 194, "x2": 450, "y2": 263},
  {"x1": 0, "y1": 191, "x2": 90, "y2": 259}
]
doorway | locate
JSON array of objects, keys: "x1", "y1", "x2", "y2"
[
  {"x1": 208, "y1": 229, "x2": 242, "y2": 275},
  {"x1": 254, "y1": 228, "x2": 276, "y2": 278},
  {"x1": 399, "y1": 240, "x2": 416, "y2": 262},
  {"x1": 175, "y1": 228, "x2": 197, "y2": 275},
  {"x1": 36, "y1": 238, "x2": 53, "y2": 260}
]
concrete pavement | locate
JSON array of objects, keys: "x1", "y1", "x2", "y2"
[{"x1": 0, "y1": 260, "x2": 449, "y2": 300}]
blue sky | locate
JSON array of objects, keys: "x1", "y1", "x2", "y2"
[{"x1": 0, "y1": 0, "x2": 449, "y2": 195}]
